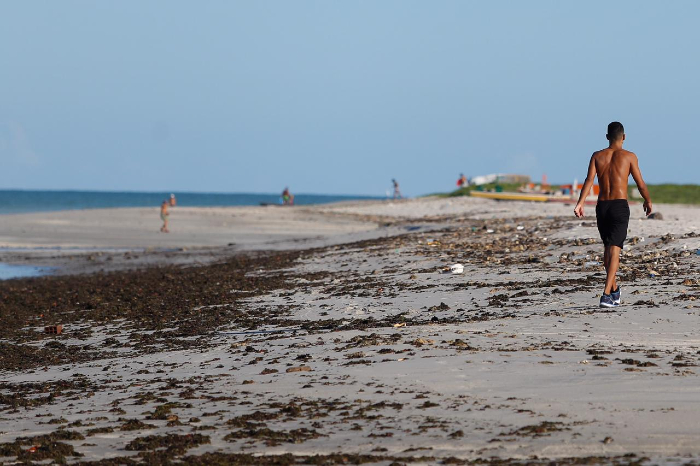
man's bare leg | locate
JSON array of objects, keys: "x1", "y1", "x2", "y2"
[
  {"x1": 603, "y1": 245, "x2": 620, "y2": 294},
  {"x1": 603, "y1": 247, "x2": 609, "y2": 272}
]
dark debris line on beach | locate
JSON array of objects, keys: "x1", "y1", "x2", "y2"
[
  {"x1": 0, "y1": 223, "x2": 527, "y2": 371},
  {"x1": 0, "y1": 250, "x2": 309, "y2": 371},
  {"x1": 2, "y1": 216, "x2": 695, "y2": 371}
]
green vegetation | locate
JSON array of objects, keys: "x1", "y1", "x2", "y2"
[
  {"x1": 430, "y1": 183, "x2": 700, "y2": 205},
  {"x1": 629, "y1": 184, "x2": 700, "y2": 205}
]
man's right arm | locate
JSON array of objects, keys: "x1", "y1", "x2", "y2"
[
  {"x1": 574, "y1": 154, "x2": 597, "y2": 218},
  {"x1": 630, "y1": 153, "x2": 652, "y2": 216}
]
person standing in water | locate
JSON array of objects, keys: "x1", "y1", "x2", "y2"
[
  {"x1": 160, "y1": 200, "x2": 170, "y2": 233},
  {"x1": 574, "y1": 122, "x2": 652, "y2": 308}
]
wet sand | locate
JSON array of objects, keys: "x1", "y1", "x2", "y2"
[
  {"x1": 1, "y1": 197, "x2": 699, "y2": 464},
  {"x1": 0, "y1": 204, "x2": 423, "y2": 275},
  {"x1": 0, "y1": 205, "x2": 381, "y2": 250}
]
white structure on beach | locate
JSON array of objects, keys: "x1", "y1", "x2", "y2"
[{"x1": 470, "y1": 173, "x2": 531, "y2": 186}]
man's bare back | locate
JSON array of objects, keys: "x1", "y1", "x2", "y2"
[
  {"x1": 575, "y1": 137, "x2": 652, "y2": 217},
  {"x1": 593, "y1": 148, "x2": 642, "y2": 201}
]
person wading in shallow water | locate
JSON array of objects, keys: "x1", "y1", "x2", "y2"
[{"x1": 574, "y1": 121, "x2": 653, "y2": 308}]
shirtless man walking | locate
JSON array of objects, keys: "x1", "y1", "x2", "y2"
[{"x1": 574, "y1": 122, "x2": 653, "y2": 308}]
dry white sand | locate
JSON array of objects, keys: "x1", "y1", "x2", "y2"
[{"x1": 0, "y1": 203, "x2": 411, "y2": 273}]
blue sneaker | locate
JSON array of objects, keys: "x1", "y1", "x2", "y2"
[
  {"x1": 600, "y1": 293, "x2": 618, "y2": 308},
  {"x1": 611, "y1": 287, "x2": 621, "y2": 305}
]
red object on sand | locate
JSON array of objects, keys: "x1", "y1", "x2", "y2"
[{"x1": 45, "y1": 325, "x2": 62, "y2": 334}]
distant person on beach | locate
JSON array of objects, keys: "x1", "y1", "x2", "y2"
[
  {"x1": 574, "y1": 121, "x2": 652, "y2": 308},
  {"x1": 392, "y1": 179, "x2": 402, "y2": 199},
  {"x1": 160, "y1": 200, "x2": 170, "y2": 233},
  {"x1": 457, "y1": 173, "x2": 468, "y2": 188},
  {"x1": 282, "y1": 187, "x2": 294, "y2": 205},
  {"x1": 169, "y1": 193, "x2": 177, "y2": 206}
]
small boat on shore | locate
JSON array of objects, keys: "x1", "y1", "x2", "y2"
[
  {"x1": 470, "y1": 190, "x2": 598, "y2": 205},
  {"x1": 469, "y1": 191, "x2": 549, "y2": 202}
]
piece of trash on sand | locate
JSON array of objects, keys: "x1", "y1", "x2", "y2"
[
  {"x1": 486, "y1": 229, "x2": 495, "y2": 233},
  {"x1": 286, "y1": 366, "x2": 312, "y2": 373},
  {"x1": 45, "y1": 325, "x2": 62, "y2": 334},
  {"x1": 393, "y1": 322, "x2": 407, "y2": 328},
  {"x1": 412, "y1": 338, "x2": 435, "y2": 346},
  {"x1": 649, "y1": 270, "x2": 660, "y2": 277},
  {"x1": 516, "y1": 225, "x2": 525, "y2": 230},
  {"x1": 449, "y1": 263, "x2": 464, "y2": 274}
]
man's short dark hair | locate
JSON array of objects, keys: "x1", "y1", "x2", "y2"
[{"x1": 607, "y1": 121, "x2": 624, "y2": 141}]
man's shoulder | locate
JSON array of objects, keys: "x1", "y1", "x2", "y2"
[
  {"x1": 596, "y1": 148, "x2": 636, "y2": 158},
  {"x1": 615, "y1": 148, "x2": 637, "y2": 159},
  {"x1": 591, "y1": 148, "x2": 615, "y2": 159}
]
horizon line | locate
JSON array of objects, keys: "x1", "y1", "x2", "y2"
[{"x1": 0, "y1": 188, "x2": 385, "y2": 198}]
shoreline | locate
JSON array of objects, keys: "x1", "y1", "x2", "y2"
[{"x1": 0, "y1": 202, "x2": 392, "y2": 276}]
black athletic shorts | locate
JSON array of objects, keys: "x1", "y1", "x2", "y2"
[{"x1": 596, "y1": 199, "x2": 630, "y2": 248}]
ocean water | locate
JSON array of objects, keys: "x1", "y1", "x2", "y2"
[
  {"x1": 0, "y1": 190, "x2": 381, "y2": 215},
  {"x1": 0, "y1": 263, "x2": 54, "y2": 280}
]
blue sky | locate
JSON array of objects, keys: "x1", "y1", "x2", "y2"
[{"x1": 1, "y1": 1, "x2": 699, "y2": 196}]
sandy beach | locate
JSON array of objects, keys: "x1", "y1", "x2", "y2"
[
  {"x1": 1, "y1": 197, "x2": 700, "y2": 464},
  {"x1": 0, "y1": 204, "x2": 420, "y2": 275}
]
